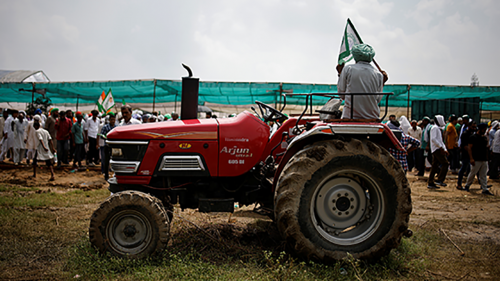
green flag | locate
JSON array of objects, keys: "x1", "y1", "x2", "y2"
[
  {"x1": 101, "y1": 89, "x2": 115, "y2": 114},
  {"x1": 338, "y1": 18, "x2": 364, "y2": 65}
]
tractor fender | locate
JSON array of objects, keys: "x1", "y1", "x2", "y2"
[{"x1": 271, "y1": 123, "x2": 403, "y2": 192}]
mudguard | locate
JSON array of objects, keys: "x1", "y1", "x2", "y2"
[{"x1": 271, "y1": 122, "x2": 404, "y2": 192}]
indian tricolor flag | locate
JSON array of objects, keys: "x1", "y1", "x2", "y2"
[
  {"x1": 97, "y1": 90, "x2": 106, "y2": 113},
  {"x1": 97, "y1": 89, "x2": 115, "y2": 114},
  {"x1": 338, "y1": 18, "x2": 364, "y2": 65}
]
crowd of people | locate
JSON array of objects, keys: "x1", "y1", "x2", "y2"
[
  {"x1": 1, "y1": 100, "x2": 498, "y2": 197},
  {"x1": 0, "y1": 105, "x2": 199, "y2": 181},
  {"x1": 387, "y1": 114, "x2": 497, "y2": 196}
]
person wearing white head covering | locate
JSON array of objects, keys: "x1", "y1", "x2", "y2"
[
  {"x1": 0, "y1": 109, "x2": 6, "y2": 161},
  {"x1": 25, "y1": 115, "x2": 42, "y2": 165},
  {"x1": 1, "y1": 109, "x2": 18, "y2": 162},
  {"x1": 427, "y1": 115, "x2": 449, "y2": 189},
  {"x1": 490, "y1": 124, "x2": 500, "y2": 179},
  {"x1": 399, "y1": 116, "x2": 411, "y2": 135},
  {"x1": 408, "y1": 119, "x2": 423, "y2": 173},
  {"x1": 12, "y1": 111, "x2": 29, "y2": 164},
  {"x1": 487, "y1": 120, "x2": 499, "y2": 149}
]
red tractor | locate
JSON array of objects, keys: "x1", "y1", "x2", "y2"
[{"x1": 89, "y1": 91, "x2": 411, "y2": 261}]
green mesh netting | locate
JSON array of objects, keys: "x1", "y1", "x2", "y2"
[{"x1": 1, "y1": 80, "x2": 499, "y2": 110}]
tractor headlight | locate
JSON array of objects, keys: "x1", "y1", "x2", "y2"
[{"x1": 112, "y1": 148, "x2": 123, "y2": 157}]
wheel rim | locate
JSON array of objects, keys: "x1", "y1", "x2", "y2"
[
  {"x1": 106, "y1": 209, "x2": 153, "y2": 255},
  {"x1": 310, "y1": 169, "x2": 385, "y2": 246}
]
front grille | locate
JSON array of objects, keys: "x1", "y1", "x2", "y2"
[
  {"x1": 110, "y1": 160, "x2": 141, "y2": 173},
  {"x1": 158, "y1": 156, "x2": 205, "y2": 171}
]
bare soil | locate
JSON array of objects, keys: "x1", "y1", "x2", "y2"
[
  {"x1": 0, "y1": 163, "x2": 108, "y2": 190},
  {"x1": 408, "y1": 171, "x2": 500, "y2": 243}
]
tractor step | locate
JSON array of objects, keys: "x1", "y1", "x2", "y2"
[{"x1": 199, "y1": 198, "x2": 235, "y2": 213}]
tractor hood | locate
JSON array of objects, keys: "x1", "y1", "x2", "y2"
[{"x1": 107, "y1": 118, "x2": 219, "y2": 141}]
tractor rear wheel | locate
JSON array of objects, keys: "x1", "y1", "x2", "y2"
[
  {"x1": 89, "y1": 191, "x2": 170, "y2": 259},
  {"x1": 275, "y1": 139, "x2": 411, "y2": 261}
]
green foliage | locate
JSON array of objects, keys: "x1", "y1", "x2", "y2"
[
  {"x1": 64, "y1": 235, "x2": 427, "y2": 280},
  {"x1": 25, "y1": 96, "x2": 52, "y2": 115}
]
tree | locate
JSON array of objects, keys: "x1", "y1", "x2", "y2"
[{"x1": 26, "y1": 96, "x2": 52, "y2": 116}]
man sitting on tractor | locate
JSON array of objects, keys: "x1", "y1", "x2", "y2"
[{"x1": 336, "y1": 44, "x2": 388, "y2": 120}]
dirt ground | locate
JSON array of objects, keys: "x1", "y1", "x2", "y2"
[
  {"x1": 1, "y1": 163, "x2": 499, "y2": 279},
  {"x1": 408, "y1": 171, "x2": 500, "y2": 243},
  {"x1": 0, "y1": 163, "x2": 108, "y2": 190},
  {"x1": 2, "y1": 163, "x2": 497, "y2": 232}
]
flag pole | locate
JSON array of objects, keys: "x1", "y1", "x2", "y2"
[{"x1": 372, "y1": 58, "x2": 383, "y2": 73}]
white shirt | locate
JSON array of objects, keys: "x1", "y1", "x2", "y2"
[
  {"x1": 120, "y1": 118, "x2": 141, "y2": 126},
  {"x1": 36, "y1": 128, "x2": 54, "y2": 160},
  {"x1": 84, "y1": 117, "x2": 100, "y2": 138},
  {"x1": 3, "y1": 116, "x2": 14, "y2": 148},
  {"x1": 337, "y1": 62, "x2": 384, "y2": 119},
  {"x1": 493, "y1": 129, "x2": 500, "y2": 154},
  {"x1": 25, "y1": 121, "x2": 39, "y2": 150},
  {"x1": 98, "y1": 122, "x2": 105, "y2": 146},
  {"x1": 430, "y1": 125, "x2": 447, "y2": 153},
  {"x1": 407, "y1": 126, "x2": 422, "y2": 142}
]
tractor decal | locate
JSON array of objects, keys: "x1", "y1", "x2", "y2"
[
  {"x1": 135, "y1": 131, "x2": 218, "y2": 139},
  {"x1": 220, "y1": 146, "x2": 252, "y2": 157}
]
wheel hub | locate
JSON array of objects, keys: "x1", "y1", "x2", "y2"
[
  {"x1": 107, "y1": 210, "x2": 152, "y2": 255},
  {"x1": 335, "y1": 196, "x2": 351, "y2": 211},
  {"x1": 123, "y1": 224, "x2": 137, "y2": 238},
  {"x1": 315, "y1": 177, "x2": 366, "y2": 229}
]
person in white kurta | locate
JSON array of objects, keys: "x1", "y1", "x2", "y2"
[
  {"x1": 337, "y1": 44, "x2": 388, "y2": 120},
  {"x1": 0, "y1": 110, "x2": 17, "y2": 161},
  {"x1": 12, "y1": 113, "x2": 28, "y2": 164},
  {"x1": 0, "y1": 109, "x2": 6, "y2": 161},
  {"x1": 32, "y1": 122, "x2": 55, "y2": 181},
  {"x1": 25, "y1": 115, "x2": 42, "y2": 164}
]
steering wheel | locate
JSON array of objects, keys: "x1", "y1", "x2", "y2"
[{"x1": 255, "y1": 101, "x2": 288, "y2": 123}]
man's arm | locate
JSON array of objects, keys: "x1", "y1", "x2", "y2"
[
  {"x1": 48, "y1": 137, "x2": 55, "y2": 153},
  {"x1": 24, "y1": 123, "x2": 30, "y2": 143},
  {"x1": 84, "y1": 128, "x2": 88, "y2": 143},
  {"x1": 407, "y1": 135, "x2": 421, "y2": 153},
  {"x1": 467, "y1": 143, "x2": 474, "y2": 166},
  {"x1": 443, "y1": 125, "x2": 449, "y2": 145},
  {"x1": 70, "y1": 125, "x2": 75, "y2": 147},
  {"x1": 40, "y1": 138, "x2": 48, "y2": 152}
]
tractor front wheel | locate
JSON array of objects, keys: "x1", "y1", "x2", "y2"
[{"x1": 89, "y1": 191, "x2": 170, "y2": 259}]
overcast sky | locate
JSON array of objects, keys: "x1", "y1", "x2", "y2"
[{"x1": 1, "y1": 0, "x2": 499, "y2": 86}]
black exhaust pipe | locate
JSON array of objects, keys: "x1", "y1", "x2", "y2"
[{"x1": 180, "y1": 63, "x2": 199, "y2": 120}]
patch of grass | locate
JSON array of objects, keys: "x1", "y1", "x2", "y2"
[
  {"x1": 0, "y1": 184, "x2": 39, "y2": 192},
  {"x1": 3, "y1": 181, "x2": 499, "y2": 280},
  {"x1": 0, "y1": 187, "x2": 109, "y2": 280},
  {"x1": 65, "y1": 224, "x2": 429, "y2": 281},
  {"x1": 0, "y1": 187, "x2": 109, "y2": 208}
]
